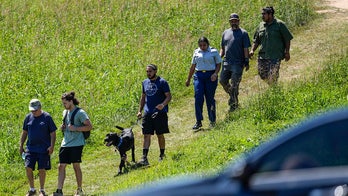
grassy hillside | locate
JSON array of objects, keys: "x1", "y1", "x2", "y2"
[{"x1": 0, "y1": 0, "x2": 339, "y2": 194}]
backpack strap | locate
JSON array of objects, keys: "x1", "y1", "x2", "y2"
[{"x1": 63, "y1": 107, "x2": 80, "y2": 125}]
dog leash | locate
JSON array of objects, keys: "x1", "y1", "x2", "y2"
[
  {"x1": 151, "y1": 109, "x2": 159, "y2": 119},
  {"x1": 136, "y1": 118, "x2": 143, "y2": 128},
  {"x1": 136, "y1": 108, "x2": 159, "y2": 128}
]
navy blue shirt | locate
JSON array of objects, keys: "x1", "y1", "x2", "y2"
[
  {"x1": 23, "y1": 111, "x2": 57, "y2": 153},
  {"x1": 221, "y1": 28, "x2": 251, "y2": 66},
  {"x1": 142, "y1": 76, "x2": 170, "y2": 114}
]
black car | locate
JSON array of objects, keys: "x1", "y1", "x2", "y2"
[{"x1": 117, "y1": 107, "x2": 348, "y2": 196}]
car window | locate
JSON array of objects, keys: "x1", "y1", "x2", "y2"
[{"x1": 255, "y1": 119, "x2": 348, "y2": 173}]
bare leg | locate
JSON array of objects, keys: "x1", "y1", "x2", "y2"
[
  {"x1": 38, "y1": 169, "x2": 46, "y2": 190},
  {"x1": 157, "y1": 134, "x2": 165, "y2": 149},
  {"x1": 143, "y1": 134, "x2": 151, "y2": 149},
  {"x1": 57, "y1": 163, "x2": 67, "y2": 189},
  {"x1": 73, "y1": 163, "x2": 82, "y2": 188},
  {"x1": 26, "y1": 167, "x2": 35, "y2": 189}
]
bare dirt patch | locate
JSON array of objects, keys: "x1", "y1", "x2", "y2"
[{"x1": 328, "y1": 0, "x2": 348, "y2": 9}]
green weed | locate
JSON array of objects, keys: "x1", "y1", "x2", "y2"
[{"x1": 0, "y1": 0, "x2": 335, "y2": 194}]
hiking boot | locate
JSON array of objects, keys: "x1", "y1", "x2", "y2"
[
  {"x1": 192, "y1": 121, "x2": 202, "y2": 130},
  {"x1": 53, "y1": 189, "x2": 63, "y2": 196},
  {"x1": 138, "y1": 156, "x2": 149, "y2": 166},
  {"x1": 159, "y1": 154, "x2": 166, "y2": 161},
  {"x1": 39, "y1": 190, "x2": 47, "y2": 196},
  {"x1": 26, "y1": 190, "x2": 36, "y2": 196},
  {"x1": 74, "y1": 188, "x2": 84, "y2": 196}
]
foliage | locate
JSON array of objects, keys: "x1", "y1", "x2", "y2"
[{"x1": 0, "y1": 0, "x2": 321, "y2": 194}]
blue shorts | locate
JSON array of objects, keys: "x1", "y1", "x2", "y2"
[
  {"x1": 24, "y1": 152, "x2": 51, "y2": 170},
  {"x1": 59, "y1": 146, "x2": 84, "y2": 164},
  {"x1": 142, "y1": 112, "x2": 170, "y2": 135}
]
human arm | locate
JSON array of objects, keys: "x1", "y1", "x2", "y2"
[
  {"x1": 47, "y1": 131, "x2": 56, "y2": 155},
  {"x1": 156, "y1": 92, "x2": 172, "y2": 111},
  {"x1": 244, "y1": 47, "x2": 250, "y2": 71},
  {"x1": 137, "y1": 93, "x2": 146, "y2": 118},
  {"x1": 219, "y1": 48, "x2": 225, "y2": 58},
  {"x1": 211, "y1": 63, "x2": 221, "y2": 82},
  {"x1": 249, "y1": 42, "x2": 259, "y2": 58},
  {"x1": 185, "y1": 64, "x2": 196, "y2": 87},
  {"x1": 284, "y1": 41, "x2": 291, "y2": 61},
  {"x1": 249, "y1": 28, "x2": 260, "y2": 58},
  {"x1": 68, "y1": 119, "x2": 92, "y2": 132},
  {"x1": 19, "y1": 130, "x2": 28, "y2": 154},
  {"x1": 279, "y1": 22, "x2": 293, "y2": 62}
]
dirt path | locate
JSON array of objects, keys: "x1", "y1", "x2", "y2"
[
  {"x1": 328, "y1": 0, "x2": 348, "y2": 9},
  {"x1": 169, "y1": 0, "x2": 348, "y2": 145},
  {"x1": 213, "y1": 0, "x2": 348, "y2": 121}
]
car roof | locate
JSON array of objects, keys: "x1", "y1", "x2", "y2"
[{"x1": 226, "y1": 107, "x2": 348, "y2": 177}]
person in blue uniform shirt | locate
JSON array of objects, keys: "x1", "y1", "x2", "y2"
[{"x1": 186, "y1": 36, "x2": 222, "y2": 129}]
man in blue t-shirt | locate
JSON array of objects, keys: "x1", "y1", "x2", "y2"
[
  {"x1": 20, "y1": 99, "x2": 57, "y2": 196},
  {"x1": 137, "y1": 64, "x2": 172, "y2": 166},
  {"x1": 220, "y1": 13, "x2": 251, "y2": 112}
]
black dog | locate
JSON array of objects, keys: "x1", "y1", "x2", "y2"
[{"x1": 104, "y1": 126, "x2": 135, "y2": 175}]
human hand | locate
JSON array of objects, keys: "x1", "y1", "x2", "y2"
[
  {"x1": 249, "y1": 51, "x2": 254, "y2": 58},
  {"x1": 245, "y1": 64, "x2": 250, "y2": 71},
  {"x1": 19, "y1": 147, "x2": 25, "y2": 155},
  {"x1": 210, "y1": 73, "x2": 218, "y2": 81},
  {"x1": 185, "y1": 79, "x2": 190, "y2": 87},
  {"x1": 47, "y1": 146, "x2": 54, "y2": 155},
  {"x1": 68, "y1": 124, "x2": 77, "y2": 131},
  {"x1": 284, "y1": 52, "x2": 290, "y2": 61},
  {"x1": 244, "y1": 58, "x2": 250, "y2": 71},
  {"x1": 156, "y1": 104, "x2": 165, "y2": 111},
  {"x1": 137, "y1": 112, "x2": 142, "y2": 119}
]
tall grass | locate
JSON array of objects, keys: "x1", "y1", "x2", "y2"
[
  {"x1": 0, "y1": 0, "x2": 319, "y2": 194},
  {"x1": 250, "y1": 53, "x2": 348, "y2": 125},
  {"x1": 107, "y1": 53, "x2": 348, "y2": 195}
]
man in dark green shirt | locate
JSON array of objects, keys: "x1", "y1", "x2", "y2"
[{"x1": 250, "y1": 6, "x2": 293, "y2": 85}]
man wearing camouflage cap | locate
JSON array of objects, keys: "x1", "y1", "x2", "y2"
[{"x1": 20, "y1": 99, "x2": 57, "y2": 196}]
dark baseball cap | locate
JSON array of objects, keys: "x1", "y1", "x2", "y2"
[{"x1": 229, "y1": 13, "x2": 239, "y2": 20}]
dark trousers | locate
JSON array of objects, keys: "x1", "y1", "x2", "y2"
[
  {"x1": 219, "y1": 65, "x2": 243, "y2": 109},
  {"x1": 193, "y1": 71, "x2": 217, "y2": 122}
]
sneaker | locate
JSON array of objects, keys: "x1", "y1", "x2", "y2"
[
  {"x1": 39, "y1": 190, "x2": 47, "y2": 196},
  {"x1": 192, "y1": 121, "x2": 202, "y2": 130},
  {"x1": 26, "y1": 190, "x2": 36, "y2": 196},
  {"x1": 74, "y1": 188, "x2": 84, "y2": 196},
  {"x1": 159, "y1": 154, "x2": 166, "y2": 161},
  {"x1": 229, "y1": 106, "x2": 237, "y2": 112},
  {"x1": 209, "y1": 122, "x2": 216, "y2": 128},
  {"x1": 138, "y1": 156, "x2": 149, "y2": 166},
  {"x1": 53, "y1": 190, "x2": 63, "y2": 196}
]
